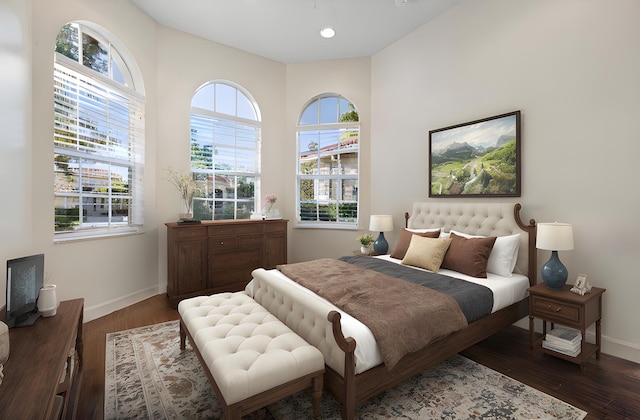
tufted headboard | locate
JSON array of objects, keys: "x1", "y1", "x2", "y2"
[{"x1": 405, "y1": 202, "x2": 536, "y2": 285}]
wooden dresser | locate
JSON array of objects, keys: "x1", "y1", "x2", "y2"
[
  {"x1": 166, "y1": 219, "x2": 288, "y2": 304},
  {"x1": 0, "y1": 299, "x2": 84, "y2": 419}
]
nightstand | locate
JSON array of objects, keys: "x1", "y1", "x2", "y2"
[{"x1": 528, "y1": 283, "x2": 605, "y2": 371}]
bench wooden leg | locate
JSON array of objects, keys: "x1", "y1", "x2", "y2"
[
  {"x1": 312, "y1": 373, "x2": 323, "y2": 419},
  {"x1": 179, "y1": 321, "x2": 186, "y2": 350}
]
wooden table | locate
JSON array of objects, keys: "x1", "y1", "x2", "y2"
[
  {"x1": 0, "y1": 299, "x2": 84, "y2": 419},
  {"x1": 528, "y1": 283, "x2": 605, "y2": 371}
]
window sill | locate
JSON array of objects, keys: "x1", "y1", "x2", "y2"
[
  {"x1": 54, "y1": 226, "x2": 144, "y2": 244},
  {"x1": 294, "y1": 222, "x2": 357, "y2": 230}
]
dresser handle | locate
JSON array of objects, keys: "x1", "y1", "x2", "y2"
[
  {"x1": 220, "y1": 241, "x2": 224, "y2": 245},
  {"x1": 555, "y1": 307, "x2": 561, "y2": 312}
]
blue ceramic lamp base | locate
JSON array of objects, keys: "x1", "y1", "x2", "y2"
[
  {"x1": 541, "y1": 250, "x2": 569, "y2": 289},
  {"x1": 373, "y1": 232, "x2": 389, "y2": 255}
]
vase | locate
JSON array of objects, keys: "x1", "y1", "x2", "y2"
[
  {"x1": 360, "y1": 245, "x2": 370, "y2": 254},
  {"x1": 38, "y1": 284, "x2": 58, "y2": 317},
  {"x1": 265, "y1": 208, "x2": 281, "y2": 219}
]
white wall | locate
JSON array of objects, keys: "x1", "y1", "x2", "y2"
[
  {"x1": 370, "y1": 0, "x2": 640, "y2": 362},
  {"x1": 1, "y1": 0, "x2": 162, "y2": 320},
  {"x1": 154, "y1": 26, "x2": 288, "y2": 293},
  {"x1": 0, "y1": 0, "x2": 31, "y2": 262},
  {"x1": 285, "y1": 58, "x2": 372, "y2": 263}
]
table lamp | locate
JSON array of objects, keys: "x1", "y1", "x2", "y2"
[
  {"x1": 369, "y1": 215, "x2": 393, "y2": 255},
  {"x1": 536, "y1": 222, "x2": 574, "y2": 289}
]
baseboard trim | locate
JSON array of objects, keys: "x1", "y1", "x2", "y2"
[
  {"x1": 83, "y1": 286, "x2": 160, "y2": 322},
  {"x1": 601, "y1": 335, "x2": 640, "y2": 365}
]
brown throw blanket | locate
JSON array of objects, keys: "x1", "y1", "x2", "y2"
[{"x1": 277, "y1": 258, "x2": 468, "y2": 370}]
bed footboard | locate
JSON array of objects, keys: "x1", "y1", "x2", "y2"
[
  {"x1": 251, "y1": 268, "x2": 358, "y2": 418},
  {"x1": 251, "y1": 269, "x2": 355, "y2": 375}
]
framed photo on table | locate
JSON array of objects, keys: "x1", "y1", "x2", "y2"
[
  {"x1": 571, "y1": 274, "x2": 591, "y2": 295},
  {"x1": 429, "y1": 111, "x2": 521, "y2": 197}
]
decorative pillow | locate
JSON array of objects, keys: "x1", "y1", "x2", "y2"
[
  {"x1": 401, "y1": 236, "x2": 452, "y2": 272},
  {"x1": 390, "y1": 228, "x2": 441, "y2": 259},
  {"x1": 406, "y1": 228, "x2": 441, "y2": 234},
  {"x1": 441, "y1": 232, "x2": 496, "y2": 278},
  {"x1": 451, "y1": 230, "x2": 520, "y2": 277}
]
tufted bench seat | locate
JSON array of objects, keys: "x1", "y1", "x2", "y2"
[{"x1": 178, "y1": 292, "x2": 324, "y2": 420}]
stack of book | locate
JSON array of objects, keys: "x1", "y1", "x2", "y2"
[{"x1": 542, "y1": 326, "x2": 582, "y2": 357}]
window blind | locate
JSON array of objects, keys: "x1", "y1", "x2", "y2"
[{"x1": 54, "y1": 58, "x2": 144, "y2": 236}]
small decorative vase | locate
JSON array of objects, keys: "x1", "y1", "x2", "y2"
[
  {"x1": 265, "y1": 208, "x2": 280, "y2": 219},
  {"x1": 38, "y1": 284, "x2": 58, "y2": 317},
  {"x1": 360, "y1": 245, "x2": 370, "y2": 254}
]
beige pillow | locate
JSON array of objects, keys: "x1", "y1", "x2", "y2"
[{"x1": 401, "y1": 235, "x2": 452, "y2": 272}]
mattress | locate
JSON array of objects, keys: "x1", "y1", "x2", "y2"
[{"x1": 247, "y1": 255, "x2": 529, "y2": 373}]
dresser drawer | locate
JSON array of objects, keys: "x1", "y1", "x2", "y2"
[
  {"x1": 175, "y1": 226, "x2": 206, "y2": 240},
  {"x1": 532, "y1": 297, "x2": 580, "y2": 323},
  {"x1": 209, "y1": 235, "x2": 263, "y2": 252},
  {"x1": 264, "y1": 221, "x2": 287, "y2": 233},
  {"x1": 208, "y1": 223, "x2": 264, "y2": 237},
  {"x1": 212, "y1": 248, "x2": 261, "y2": 270}
]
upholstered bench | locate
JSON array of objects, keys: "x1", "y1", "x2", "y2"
[{"x1": 178, "y1": 292, "x2": 325, "y2": 420}]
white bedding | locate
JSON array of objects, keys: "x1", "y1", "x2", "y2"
[{"x1": 246, "y1": 255, "x2": 529, "y2": 373}]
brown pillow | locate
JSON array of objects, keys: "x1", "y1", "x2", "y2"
[
  {"x1": 390, "y1": 228, "x2": 441, "y2": 259},
  {"x1": 401, "y1": 236, "x2": 452, "y2": 272},
  {"x1": 441, "y1": 232, "x2": 497, "y2": 278}
]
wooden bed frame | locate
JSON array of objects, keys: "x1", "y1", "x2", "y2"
[
  {"x1": 250, "y1": 202, "x2": 537, "y2": 420},
  {"x1": 323, "y1": 202, "x2": 537, "y2": 419}
]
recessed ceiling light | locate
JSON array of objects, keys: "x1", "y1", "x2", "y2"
[{"x1": 320, "y1": 26, "x2": 335, "y2": 39}]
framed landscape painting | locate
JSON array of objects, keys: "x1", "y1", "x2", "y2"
[{"x1": 429, "y1": 111, "x2": 521, "y2": 197}]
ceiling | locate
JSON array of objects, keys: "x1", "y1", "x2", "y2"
[{"x1": 131, "y1": 0, "x2": 462, "y2": 64}]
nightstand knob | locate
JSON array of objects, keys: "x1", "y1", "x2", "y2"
[{"x1": 555, "y1": 307, "x2": 561, "y2": 312}]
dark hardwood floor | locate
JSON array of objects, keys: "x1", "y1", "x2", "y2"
[
  {"x1": 77, "y1": 294, "x2": 640, "y2": 419},
  {"x1": 78, "y1": 294, "x2": 180, "y2": 419}
]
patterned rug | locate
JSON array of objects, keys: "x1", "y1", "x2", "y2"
[{"x1": 105, "y1": 320, "x2": 587, "y2": 419}]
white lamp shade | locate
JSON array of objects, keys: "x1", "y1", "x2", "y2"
[
  {"x1": 536, "y1": 222, "x2": 574, "y2": 251},
  {"x1": 369, "y1": 215, "x2": 393, "y2": 232}
]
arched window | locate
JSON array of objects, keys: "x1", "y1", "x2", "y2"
[
  {"x1": 190, "y1": 82, "x2": 261, "y2": 220},
  {"x1": 53, "y1": 22, "x2": 145, "y2": 241},
  {"x1": 297, "y1": 94, "x2": 359, "y2": 227}
]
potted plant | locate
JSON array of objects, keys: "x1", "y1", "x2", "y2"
[{"x1": 357, "y1": 233, "x2": 374, "y2": 254}]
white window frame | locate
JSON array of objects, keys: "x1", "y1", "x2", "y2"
[
  {"x1": 190, "y1": 81, "x2": 261, "y2": 220},
  {"x1": 296, "y1": 94, "x2": 360, "y2": 229},
  {"x1": 53, "y1": 23, "x2": 145, "y2": 243}
]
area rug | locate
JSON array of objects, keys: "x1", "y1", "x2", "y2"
[{"x1": 105, "y1": 320, "x2": 587, "y2": 419}]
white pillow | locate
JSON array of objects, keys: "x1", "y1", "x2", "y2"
[
  {"x1": 450, "y1": 230, "x2": 520, "y2": 277},
  {"x1": 407, "y1": 227, "x2": 441, "y2": 233}
]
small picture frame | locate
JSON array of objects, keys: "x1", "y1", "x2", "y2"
[{"x1": 570, "y1": 274, "x2": 591, "y2": 296}]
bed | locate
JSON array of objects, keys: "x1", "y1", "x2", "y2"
[{"x1": 247, "y1": 202, "x2": 537, "y2": 420}]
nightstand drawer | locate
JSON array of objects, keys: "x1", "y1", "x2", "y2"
[{"x1": 532, "y1": 297, "x2": 580, "y2": 323}]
